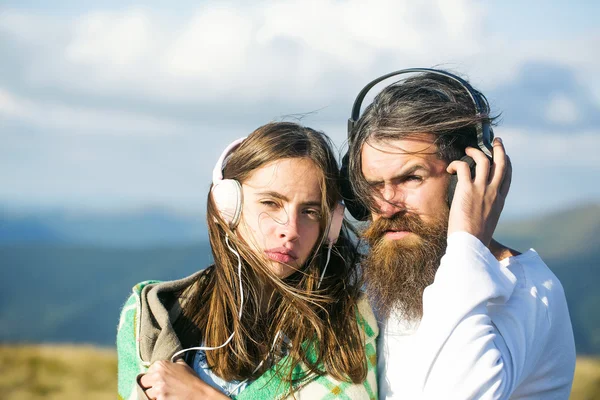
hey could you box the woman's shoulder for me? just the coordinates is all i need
[132,279,162,295]
[118,269,212,330]
[117,268,212,364]
[128,268,212,298]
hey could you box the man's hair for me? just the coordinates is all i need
[348,71,497,213]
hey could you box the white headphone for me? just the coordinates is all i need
[211,136,345,245]
[211,137,246,228]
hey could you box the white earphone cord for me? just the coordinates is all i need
[170,235,283,395]
[318,242,334,289]
[172,235,333,364]
[170,235,244,362]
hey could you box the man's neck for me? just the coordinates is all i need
[488,238,521,261]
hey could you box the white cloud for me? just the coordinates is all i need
[1,1,597,108]
[499,127,600,168]
[0,88,27,118]
[0,87,184,136]
[0,1,491,103]
[166,7,254,80]
[466,34,600,97]
[1,1,599,213]
[66,9,153,68]
[544,94,580,125]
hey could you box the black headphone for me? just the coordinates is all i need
[340,67,495,221]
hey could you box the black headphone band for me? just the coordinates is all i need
[347,68,491,156]
[340,67,495,221]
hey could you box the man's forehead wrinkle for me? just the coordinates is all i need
[365,137,438,156]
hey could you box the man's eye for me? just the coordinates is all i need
[406,175,423,182]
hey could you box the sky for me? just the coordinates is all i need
[1,0,599,219]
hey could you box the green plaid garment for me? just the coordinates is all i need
[117,281,378,400]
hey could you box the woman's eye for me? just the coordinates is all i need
[260,200,278,208]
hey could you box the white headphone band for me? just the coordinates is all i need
[212,137,247,184]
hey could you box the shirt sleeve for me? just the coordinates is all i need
[413,232,527,400]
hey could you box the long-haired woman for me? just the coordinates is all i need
[117,122,378,399]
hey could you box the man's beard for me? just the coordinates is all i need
[362,209,449,321]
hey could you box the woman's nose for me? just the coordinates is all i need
[278,214,300,241]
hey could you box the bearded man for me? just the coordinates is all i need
[344,70,576,399]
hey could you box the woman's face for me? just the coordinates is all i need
[237,157,324,279]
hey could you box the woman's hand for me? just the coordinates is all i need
[139,359,230,400]
[446,137,512,246]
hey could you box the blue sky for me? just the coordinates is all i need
[1,0,599,219]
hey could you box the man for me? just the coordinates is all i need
[345,70,576,399]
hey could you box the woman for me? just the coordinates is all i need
[117,122,378,399]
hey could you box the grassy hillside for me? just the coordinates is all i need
[0,345,116,400]
[1,345,598,399]
[572,357,600,400]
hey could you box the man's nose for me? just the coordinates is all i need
[374,185,405,219]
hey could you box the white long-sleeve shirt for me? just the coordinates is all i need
[377,232,576,399]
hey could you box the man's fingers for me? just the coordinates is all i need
[447,160,472,183]
[489,137,507,188]
[500,155,512,198]
[464,147,490,185]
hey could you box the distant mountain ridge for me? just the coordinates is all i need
[495,202,600,259]
[1,202,598,354]
[0,207,207,247]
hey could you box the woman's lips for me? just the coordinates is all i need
[265,247,298,263]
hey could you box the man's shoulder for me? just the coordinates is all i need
[503,249,556,281]
[501,249,569,313]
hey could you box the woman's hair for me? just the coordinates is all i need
[175,122,366,388]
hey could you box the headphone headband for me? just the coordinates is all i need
[212,137,247,183]
[340,67,495,221]
[347,67,492,158]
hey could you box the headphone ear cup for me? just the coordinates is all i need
[340,153,371,221]
[326,203,345,244]
[211,179,243,228]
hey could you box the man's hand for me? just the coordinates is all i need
[140,359,230,400]
[446,137,511,246]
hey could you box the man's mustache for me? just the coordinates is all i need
[363,212,430,242]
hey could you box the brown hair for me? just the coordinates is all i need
[176,122,366,388]
[348,71,498,214]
